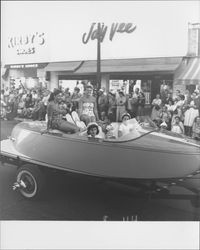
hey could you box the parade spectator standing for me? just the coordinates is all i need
[158,105,171,130]
[3,87,10,105]
[76,81,84,95]
[79,84,99,125]
[137,91,146,118]
[151,94,162,123]
[42,90,50,118]
[164,92,173,105]
[184,89,192,106]
[97,89,108,121]
[116,90,127,122]
[131,88,139,117]
[71,87,82,112]
[64,91,72,113]
[107,92,116,122]
[192,116,200,140]
[184,92,200,137]
[32,97,46,121]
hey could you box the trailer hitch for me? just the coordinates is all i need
[12,180,27,190]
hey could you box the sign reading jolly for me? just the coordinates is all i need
[82,22,137,44]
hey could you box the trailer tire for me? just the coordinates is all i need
[16,164,45,199]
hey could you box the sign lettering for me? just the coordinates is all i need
[82,22,136,44]
[8,32,45,56]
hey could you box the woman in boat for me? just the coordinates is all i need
[78,84,99,125]
[118,113,140,138]
[47,89,79,133]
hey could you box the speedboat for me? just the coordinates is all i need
[1,117,200,201]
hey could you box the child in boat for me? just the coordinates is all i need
[87,122,104,139]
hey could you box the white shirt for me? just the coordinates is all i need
[118,123,135,137]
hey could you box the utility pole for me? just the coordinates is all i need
[97,22,101,90]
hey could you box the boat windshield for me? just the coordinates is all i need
[103,116,158,142]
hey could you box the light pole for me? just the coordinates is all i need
[96,22,101,90]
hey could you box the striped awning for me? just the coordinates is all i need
[174,57,200,85]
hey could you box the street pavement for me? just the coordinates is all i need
[0,119,199,220]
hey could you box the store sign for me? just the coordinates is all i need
[7,32,45,56]
[6,63,48,69]
[82,22,136,44]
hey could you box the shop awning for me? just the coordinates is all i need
[174,57,200,85]
[75,57,182,74]
[44,61,83,72]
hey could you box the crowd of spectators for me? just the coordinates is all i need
[1,81,200,140]
[150,84,200,140]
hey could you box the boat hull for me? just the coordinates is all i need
[1,121,200,180]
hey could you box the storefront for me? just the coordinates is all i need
[2,2,199,100]
[41,57,181,103]
[4,63,48,90]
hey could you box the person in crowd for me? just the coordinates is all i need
[184,92,199,137]
[131,88,139,117]
[127,93,133,117]
[78,84,99,125]
[32,96,46,121]
[162,92,173,105]
[137,91,145,118]
[42,90,50,119]
[31,90,38,104]
[76,81,84,95]
[165,99,175,114]
[116,90,127,122]
[97,88,108,121]
[175,94,185,109]
[171,116,185,135]
[71,87,82,112]
[192,116,200,140]
[0,98,7,120]
[7,89,15,114]
[107,91,116,123]
[159,105,171,130]
[184,89,192,106]
[23,91,34,118]
[151,94,162,123]
[1,89,5,102]
[173,89,181,101]
[64,91,72,113]
[47,90,79,133]
[3,87,10,105]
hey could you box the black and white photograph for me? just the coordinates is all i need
[1,1,200,249]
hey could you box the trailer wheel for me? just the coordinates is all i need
[16,164,45,199]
